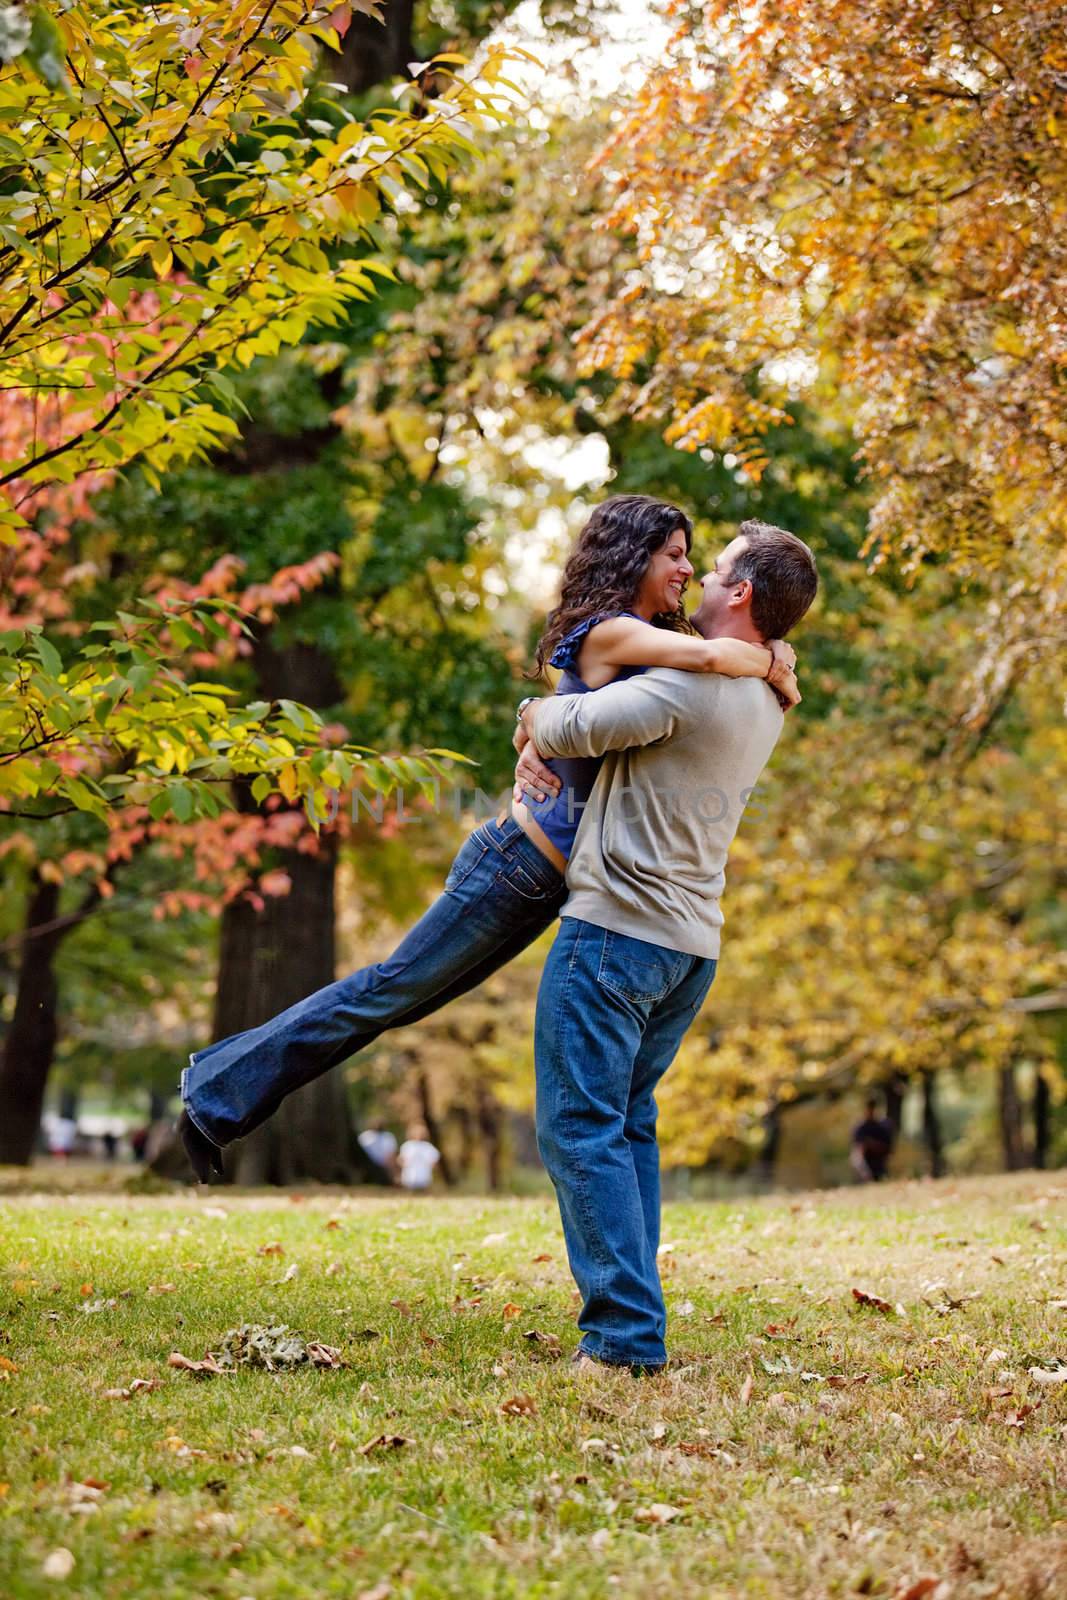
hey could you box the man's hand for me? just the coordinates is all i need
[513,740,562,805]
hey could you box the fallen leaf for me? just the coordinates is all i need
[257,1243,284,1257]
[358,1434,412,1455]
[891,1580,948,1600]
[481,1232,509,1246]
[502,1303,523,1321]
[826,1373,869,1388]
[306,1343,345,1369]
[357,1584,392,1600]
[325,1262,342,1277]
[1028,1363,1067,1385]
[419,1332,442,1349]
[168,1350,227,1376]
[634,1503,683,1524]
[739,1374,754,1405]
[0,1356,18,1373]
[202,1206,228,1219]
[531,1253,553,1263]
[522,1329,561,1352]
[102,1377,162,1400]
[500,1394,536,1417]
[676,1300,695,1317]
[985,1347,1010,1365]
[147,1283,177,1295]
[851,1287,895,1314]
[324,1219,342,1231]
[42,1548,75,1580]
[279,1264,299,1283]
[389,1299,412,1316]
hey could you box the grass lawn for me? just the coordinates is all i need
[1,1171,1064,1599]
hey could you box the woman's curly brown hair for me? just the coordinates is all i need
[529,495,696,680]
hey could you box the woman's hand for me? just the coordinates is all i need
[767,638,797,677]
[766,638,800,709]
[513,743,562,806]
[770,670,801,710]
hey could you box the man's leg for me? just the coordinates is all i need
[625,958,717,1259]
[534,919,698,1371]
[183,819,564,1146]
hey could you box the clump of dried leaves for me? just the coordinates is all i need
[170,1322,344,1376]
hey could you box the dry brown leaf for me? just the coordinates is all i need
[634,1503,683,1524]
[325,1261,342,1277]
[891,1580,946,1600]
[851,1287,895,1314]
[306,1343,344,1369]
[257,1242,284,1257]
[739,1374,754,1405]
[522,1329,561,1351]
[826,1373,869,1388]
[358,1434,412,1455]
[168,1350,227,1377]
[500,1394,537,1417]
[531,1253,553,1263]
[146,1283,177,1295]
[324,1218,343,1231]
[502,1303,523,1321]
[357,1584,392,1600]
[390,1299,412,1317]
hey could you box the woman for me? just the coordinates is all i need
[179,495,797,1180]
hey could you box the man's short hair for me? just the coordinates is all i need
[728,519,818,639]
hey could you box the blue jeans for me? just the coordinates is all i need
[534,917,716,1370]
[181,817,566,1147]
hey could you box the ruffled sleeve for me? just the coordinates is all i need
[549,612,616,673]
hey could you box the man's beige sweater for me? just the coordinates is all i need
[531,669,784,959]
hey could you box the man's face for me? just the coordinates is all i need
[690,535,749,632]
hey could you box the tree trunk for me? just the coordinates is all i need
[921,1071,945,1178]
[998,1065,1027,1171]
[415,1067,453,1186]
[216,826,359,1184]
[210,632,362,1185]
[1032,1068,1051,1170]
[332,0,416,94]
[758,1102,781,1188]
[476,1081,502,1192]
[883,1074,907,1137]
[0,873,61,1165]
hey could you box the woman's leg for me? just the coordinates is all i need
[181,819,565,1147]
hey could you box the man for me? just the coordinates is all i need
[850,1095,895,1182]
[516,520,818,1374]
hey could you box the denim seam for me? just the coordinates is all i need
[557,922,625,1364]
[179,1064,216,1146]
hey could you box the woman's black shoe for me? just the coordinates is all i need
[178,1110,225,1182]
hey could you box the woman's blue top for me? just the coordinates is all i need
[523,611,649,858]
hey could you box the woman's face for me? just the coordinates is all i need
[634,527,694,617]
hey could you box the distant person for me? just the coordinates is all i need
[50,1115,77,1161]
[397,1122,440,1193]
[850,1096,895,1182]
[358,1120,398,1180]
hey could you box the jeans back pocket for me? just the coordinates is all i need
[596,929,686,1005]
